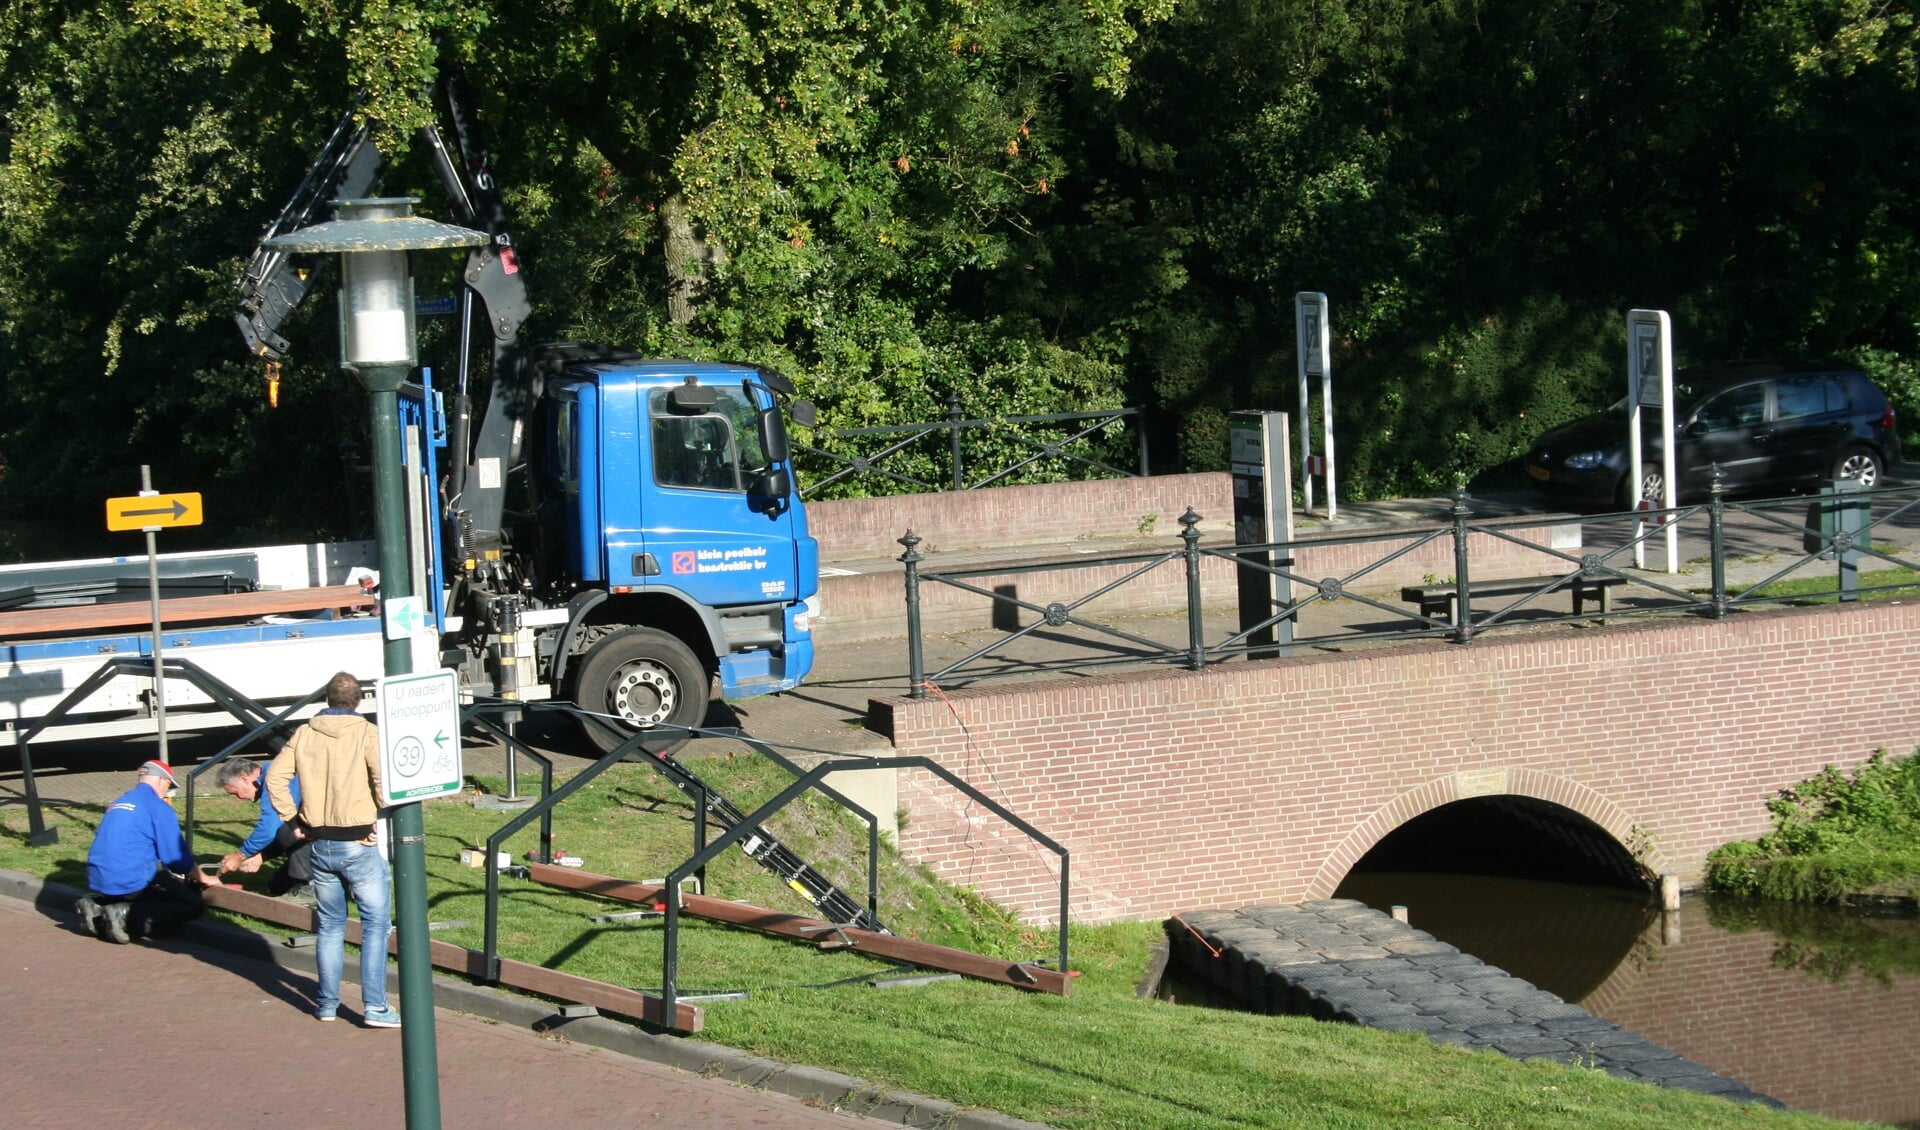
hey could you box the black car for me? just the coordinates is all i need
[1525,361,1902,509]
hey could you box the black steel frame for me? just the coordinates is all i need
[14,655,297,846]
[461,700,1068,1025]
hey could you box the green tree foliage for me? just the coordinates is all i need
[3,0,1918,554]
[0,0,1169,554]
[0,0,361,552]
[1025,0,1920,496]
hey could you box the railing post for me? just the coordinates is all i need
[1181,508,1205,670]
[1450,487,1474,644]
[1135,409,1150,478]
[693,780,709,892]
[1707,464,1728,618]
[900,530,927,698]
[948,392,964,491]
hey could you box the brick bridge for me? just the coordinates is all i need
[867,599,1920,924]
[809,475,1920,926]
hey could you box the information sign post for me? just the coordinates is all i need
[1295,292,1336,519]
[106,471,206,766]
[377,669,463,805]
[1230,411,1296,658]
[1627,309,1677,573]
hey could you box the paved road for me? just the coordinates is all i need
[0,892,894,1129]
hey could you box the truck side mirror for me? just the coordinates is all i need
[759,407,790,464]
[788,399,818,429]
[751,467,793,500]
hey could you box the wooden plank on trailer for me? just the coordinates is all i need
[202,883,702,1031]
[0,584,376,640]
[527,864,1072,997]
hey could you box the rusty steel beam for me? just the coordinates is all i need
[203,884,703,1031]
[0,584,376,640]
[526,864,1071,996]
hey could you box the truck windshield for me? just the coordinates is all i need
[650,385,766,491]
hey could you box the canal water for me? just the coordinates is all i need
[1332,873,1920,1127]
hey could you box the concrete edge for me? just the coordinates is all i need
[0,869,1050,1130]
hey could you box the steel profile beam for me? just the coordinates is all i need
[0,584,376,639]
[526,864,1072,996]
[203,884,704,1031]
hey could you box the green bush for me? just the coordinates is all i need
[1706,748,1920,903]
[1704,840,1767,898]
[1333,295,1619,500]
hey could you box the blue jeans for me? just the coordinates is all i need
[308,838,392,1014]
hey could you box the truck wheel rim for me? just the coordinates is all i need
[609,661,675,725]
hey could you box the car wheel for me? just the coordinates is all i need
[1831,445,1882,488]
[1616,467,1665,511]
[574,627,709,757]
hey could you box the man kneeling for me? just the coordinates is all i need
[77,760,220,943]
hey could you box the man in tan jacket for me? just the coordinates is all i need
[267,671,399,1027]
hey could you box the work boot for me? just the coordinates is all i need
[74,897,102,938]
[98,900,132,944]
[279,884,319,910]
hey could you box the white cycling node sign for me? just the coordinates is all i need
[376,669,463,805]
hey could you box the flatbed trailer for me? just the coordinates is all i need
[0,542,379,745]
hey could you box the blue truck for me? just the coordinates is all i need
[240,72,821,753]
[450,347,821,751]
[0,72,819,753]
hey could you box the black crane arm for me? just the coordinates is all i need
[234,72,534,568]
[234,108,385,362]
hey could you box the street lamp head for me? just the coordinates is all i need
[262,197,486,369]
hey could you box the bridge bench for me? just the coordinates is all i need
[1399,573,1627,624]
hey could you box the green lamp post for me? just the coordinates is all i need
[265,198,486,1130]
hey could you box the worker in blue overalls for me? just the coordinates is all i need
[213,757,313,902]
[76,760,219,943]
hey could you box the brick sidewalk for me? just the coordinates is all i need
[0,893,891,1129]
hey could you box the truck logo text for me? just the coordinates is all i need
[673,546,769,574]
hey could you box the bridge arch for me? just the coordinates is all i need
[1304,767,1670,901]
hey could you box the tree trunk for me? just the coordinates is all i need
[662,194,729,325]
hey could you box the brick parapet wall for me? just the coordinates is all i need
[876,600,1920,926]
[805,473,1234,561]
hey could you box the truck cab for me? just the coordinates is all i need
[527,358,818,751]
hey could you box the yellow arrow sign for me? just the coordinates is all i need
[106,492,204,532]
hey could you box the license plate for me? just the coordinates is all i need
[1527,464,1550,482]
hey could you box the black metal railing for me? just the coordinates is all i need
[898,470,1920,696]
[798,392,1147,498]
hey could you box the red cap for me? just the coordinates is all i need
[138,760,178,788]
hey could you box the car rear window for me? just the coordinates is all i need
[1775,376,1841,420]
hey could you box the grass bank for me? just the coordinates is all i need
[1708,747,1920,905]
[3,754,1867,1130]
[1721,564,1920,604]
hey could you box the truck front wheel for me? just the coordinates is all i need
[574,628,708,756]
